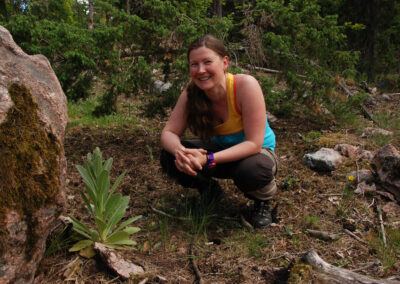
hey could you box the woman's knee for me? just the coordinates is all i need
[234,153,277,191]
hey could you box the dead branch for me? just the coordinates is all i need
[189,238,204,284]
[240,214,254,230]
[376,204,387,247]
[306,229,341,241]
[352,260,382,272]
[356,160,360,185]
[149,204,192,221]
[245,64,281,74]
[302,249,398,284]
[338,82,380,126]
[343,229,367,245]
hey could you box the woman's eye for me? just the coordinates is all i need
[205,60,212,64]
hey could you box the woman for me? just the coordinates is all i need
[160,35,278,228]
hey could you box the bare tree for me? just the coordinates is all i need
[88,0,94,30]
[126,0,130,14]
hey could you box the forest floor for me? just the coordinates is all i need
[36,84,400,283]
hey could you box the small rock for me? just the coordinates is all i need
[364,127,393,137]
[382,202,400,218]
[302,148,345,172]
[334,144,358,158]
[347,169,375,184]
[354,181,376,195]
[153,80,172,94]
[267,112,278,123]
[382,94,392,101]
[357,150,374,162]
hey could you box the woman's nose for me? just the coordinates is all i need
[198,63,205,73]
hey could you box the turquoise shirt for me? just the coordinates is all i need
[212,117,276,151]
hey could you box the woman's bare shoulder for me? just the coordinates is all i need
[234,73,259,87]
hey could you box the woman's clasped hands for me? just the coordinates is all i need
[174,147,207,176]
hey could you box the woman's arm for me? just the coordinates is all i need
[161,90,206,175]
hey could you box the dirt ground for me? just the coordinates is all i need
[35,89,400,283]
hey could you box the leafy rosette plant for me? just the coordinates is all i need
[70,147,141,252]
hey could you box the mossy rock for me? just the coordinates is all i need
[0,83,61,258]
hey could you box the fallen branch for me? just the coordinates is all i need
[302,249,398,284]
[149,204,202,221]
[245,64,281,74]
[343,229,367,245]
[376,204,387,247]
[189,238,204,284]
[240,214,254,230]
[352,260,382,272]
[306,229,341,241]
[338,82,380,126]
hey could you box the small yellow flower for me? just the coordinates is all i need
[348,175,355,181]
[367,162,370,166]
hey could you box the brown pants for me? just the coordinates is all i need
[160,139,278,201]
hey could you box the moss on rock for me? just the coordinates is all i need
[0,83,60,259]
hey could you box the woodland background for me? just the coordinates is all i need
[1,0,400,120]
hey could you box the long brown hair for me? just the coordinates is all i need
[186,35,228,141]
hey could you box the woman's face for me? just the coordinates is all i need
[188,46,228,92]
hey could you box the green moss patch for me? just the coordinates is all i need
[0,84,61,259]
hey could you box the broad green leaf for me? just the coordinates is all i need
[105,231,129,243]
[104,193,122,220]
[71,227,92,240]
[123,226,140,235]
[114,216,142,234]
[97,169,110,207]
[90,229,100,242]
[93,148,103,178]
[106,196,129,232]
[95,217,107,240]
[79,246,96,258]
[109,171,126,196]
[108,239,137,246]
[70,217,92,235]
[76,165,97,196]
[104,158,113,172]
[79,191,94,216]
[69,239,93,252]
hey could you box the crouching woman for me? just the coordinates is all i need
[160,34,278,228]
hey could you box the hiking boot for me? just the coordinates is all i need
[251,200,272,228]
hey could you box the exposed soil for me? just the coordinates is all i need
[35,89,400,283]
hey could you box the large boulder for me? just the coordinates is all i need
[0,25,68,283]
[371,144,400,202]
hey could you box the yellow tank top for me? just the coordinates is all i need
[213,73,243,135]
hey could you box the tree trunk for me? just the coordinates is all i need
[0,0,7,21]
[88,0,94,30]
[367,0,377,82]
[213,0,222,19]
[126,0,130,14]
